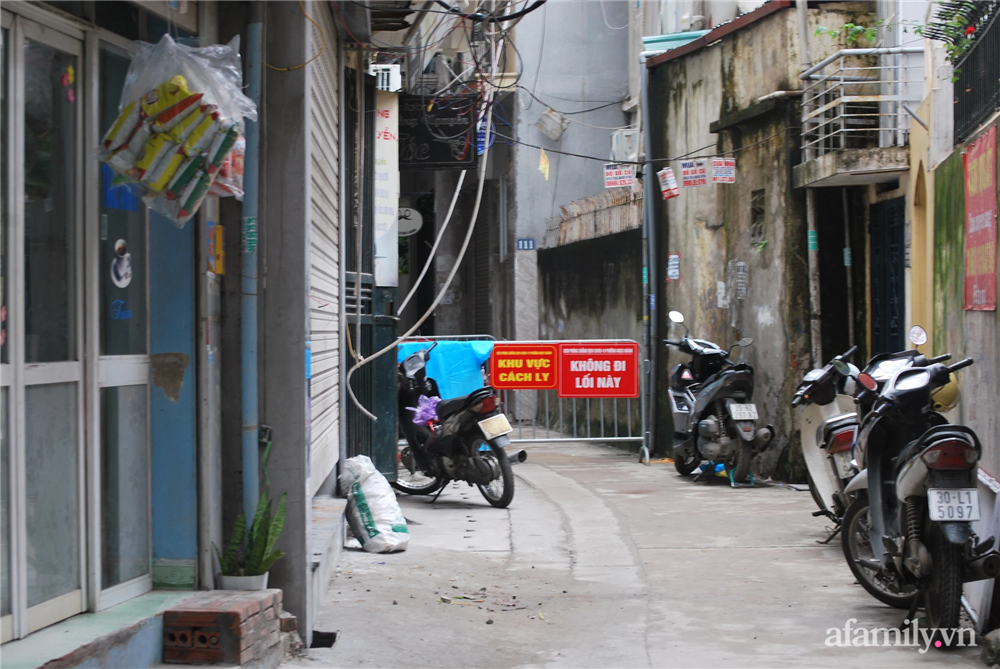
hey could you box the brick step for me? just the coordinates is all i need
[163,589,295,666]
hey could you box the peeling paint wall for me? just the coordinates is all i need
[648,5,865,478]
[931,120,1000,627]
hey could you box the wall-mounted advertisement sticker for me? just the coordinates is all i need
[657,167,680,200]
[680,159,707,187]
[667,254,680,281]
[711,157,736,183]
[111,239,133,288]
[716,280,729,309]
[604,162,635,188]
[735,261,748,299]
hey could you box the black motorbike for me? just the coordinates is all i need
[665,311,774,483]
[392,342,525,508]
[839,353,1000,641]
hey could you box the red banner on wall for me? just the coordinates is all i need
[557,342,639,398]
[964,126,997,311]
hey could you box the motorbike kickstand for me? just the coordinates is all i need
[816,524,842,545]
[430,480,450,504]
[899,591,923,629]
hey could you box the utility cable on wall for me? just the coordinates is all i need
[345,28,503,421]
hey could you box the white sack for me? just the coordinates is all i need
[340,455,409,553]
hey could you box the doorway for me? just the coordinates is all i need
[870,197,907,354]
[2,8,152,642]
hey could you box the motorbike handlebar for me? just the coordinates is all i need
[947,357,974,374]
[664,339,681,347]
[837,345,858,361]
[791,395,804,407]
[927,354,951,364]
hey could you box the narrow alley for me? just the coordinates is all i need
[295,442,980,668]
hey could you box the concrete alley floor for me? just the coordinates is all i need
[288,441,982,668]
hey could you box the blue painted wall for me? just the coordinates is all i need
[149,212,198,585]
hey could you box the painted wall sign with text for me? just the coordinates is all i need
[489,343,558,389]
[963,126,997,311]
[657,167,680,199]
[667,254,680,281]
[557,342,639,398]
[680,159,707,187]
[604,163,635,188]
[711,157,736,183]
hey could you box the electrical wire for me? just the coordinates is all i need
[495,126,797,165]
[397,170,468,315]
[518,87,627,114]
[345,28,503,421]
[599,0,630,30]
[266,0,326,70]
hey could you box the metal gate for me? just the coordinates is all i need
[398,336,644,447]
[500,389,642,446]
[870,197,906,355]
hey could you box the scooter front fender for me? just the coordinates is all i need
[844,468,868,496]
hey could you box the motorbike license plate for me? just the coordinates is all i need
[928,488,981,522]
[729,403,758,420]
[833,451,855,479]
[478,414,513,440]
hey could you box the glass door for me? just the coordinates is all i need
[89,40,151,611]
[2,12,14,645]
[7,13,87,637]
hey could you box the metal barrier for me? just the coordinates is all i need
[398,336,645,448]
[499,389,643,445]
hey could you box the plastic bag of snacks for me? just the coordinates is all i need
[99,35,256,227]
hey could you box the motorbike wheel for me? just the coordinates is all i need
[729,441,753,483]
[841,497,918,609]
[390,444,446,495]
[475,439,515,509]
[924,527,964,645]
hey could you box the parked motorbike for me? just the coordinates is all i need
[839,337,1000,641]
[665,311,774,483]
[791,346,860,524]
[392,342,525,508]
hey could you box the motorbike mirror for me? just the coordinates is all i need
[668,311,685,324]
[858,372,877,392]
[908,325,928,347]
[832,359,851,376]
[737,337,753,347]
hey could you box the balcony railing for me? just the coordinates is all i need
[799,47,924,160]
[954,10,1000,143]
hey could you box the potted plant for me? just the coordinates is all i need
[215,491,288,590]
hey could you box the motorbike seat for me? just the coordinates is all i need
[436,387,493,420]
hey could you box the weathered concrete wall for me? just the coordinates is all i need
[931,122,1000,627]
[539,229,643,343]
[538,229,643,436]
[648,5,868,477]
[506,0,631,340]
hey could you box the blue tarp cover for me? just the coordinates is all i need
[396,340,495,399]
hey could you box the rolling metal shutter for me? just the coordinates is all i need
[307,3,341,496]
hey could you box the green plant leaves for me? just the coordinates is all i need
[216,513,247,576]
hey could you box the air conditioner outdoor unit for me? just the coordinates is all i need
[370,63,402,92]
[611,129,639,163]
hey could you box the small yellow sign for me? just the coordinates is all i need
[539,148,550,181]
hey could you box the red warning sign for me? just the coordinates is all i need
[489,343,558,390]
[557,342,639,398]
